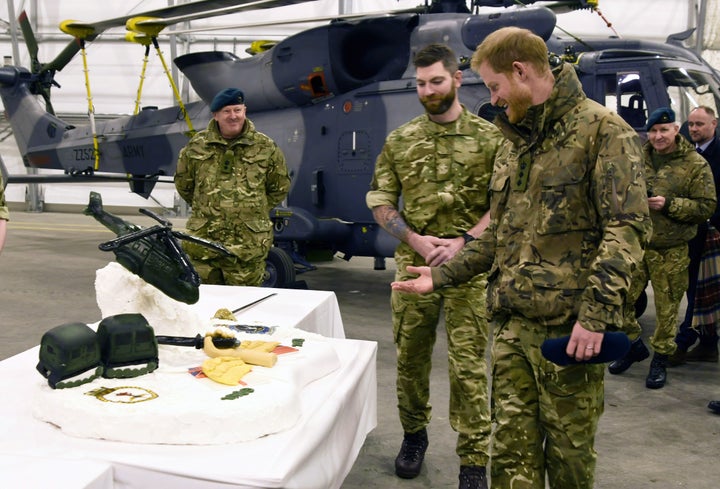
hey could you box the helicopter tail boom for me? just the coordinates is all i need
[0,67,68,164]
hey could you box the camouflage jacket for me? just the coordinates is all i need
[0,174,8,221]
[366,107,503,262]
[432,63,652,332]
[643,134,716,249]
[175,119,290,257]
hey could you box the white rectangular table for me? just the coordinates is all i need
[0,455,113,489]
[195,284,346,339]
[0,286,376,489]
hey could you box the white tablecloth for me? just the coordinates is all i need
[196,284,346,339]
[0,286,376,489]
[0,454,114,489]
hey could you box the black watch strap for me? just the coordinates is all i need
[462,232,475,244]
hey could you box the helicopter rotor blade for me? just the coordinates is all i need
[29,1,315,76]
[126,0,313,28]
[41,39,84,74]
[17,11,59,113]
[11,0,315,116]
[164,6,425,36]
[54,0,313,42]
[17,11,40,72]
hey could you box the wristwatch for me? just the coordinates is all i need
[462,232,475,244]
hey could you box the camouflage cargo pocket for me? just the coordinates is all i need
[544,363,604,448]
[538,165,593,235]
[182,217,224,260]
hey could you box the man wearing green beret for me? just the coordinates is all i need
[175,88,291,285]
[609,107,716,389]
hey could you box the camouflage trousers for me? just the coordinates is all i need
[191,254,266,286]
[391,273,490,466]
[491,315,604,489]
[623,245,689,355]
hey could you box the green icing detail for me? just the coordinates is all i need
[55,366,103,389]
[221,387,255,400]
[103,361,158,379]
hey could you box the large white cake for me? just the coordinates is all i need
[32,263,341,445]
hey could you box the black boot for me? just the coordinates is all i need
[458,465,488,489]
[708,400,720,414]
[646,353,668,389]
[395,428,428,479]
[667,347,687,367]
[608,338,650,374]
[685,341,719,362]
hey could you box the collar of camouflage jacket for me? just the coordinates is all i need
[494,63,586,150]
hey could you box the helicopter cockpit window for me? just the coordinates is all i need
[661,68,720,124]
[608,73,647,130]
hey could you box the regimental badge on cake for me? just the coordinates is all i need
[86,386,158,404]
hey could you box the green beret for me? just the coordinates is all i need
[210,88,245,112]
[645,107,675,131]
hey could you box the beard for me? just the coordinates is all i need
[420,84,456,116]
[505,90,533,124]
[502,78,534,124]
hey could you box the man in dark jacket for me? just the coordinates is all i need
[669,105,720,365]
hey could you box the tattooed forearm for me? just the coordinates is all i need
[372,205,412,242]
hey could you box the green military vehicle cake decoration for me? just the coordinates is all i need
[36,322,103,389]
[37,313,159,389]
[96,313,159,378]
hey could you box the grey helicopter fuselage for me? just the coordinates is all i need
[174,8,557,261]
[2,5,720,268]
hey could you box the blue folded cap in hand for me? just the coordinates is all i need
[541,332,631,366]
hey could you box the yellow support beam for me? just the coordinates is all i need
[59,20,100,171]
[126,16,195,135]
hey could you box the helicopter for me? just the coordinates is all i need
[84,190,233,304]
[1,0,719,293]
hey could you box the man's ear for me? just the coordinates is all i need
[453,69,463,87]
[512,61,526,80]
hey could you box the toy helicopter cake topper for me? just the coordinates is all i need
[84,191,231,304]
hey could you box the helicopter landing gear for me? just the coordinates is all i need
[262,247,296,288]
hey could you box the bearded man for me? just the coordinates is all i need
[390,28,651,488]
[366,43,503,489]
